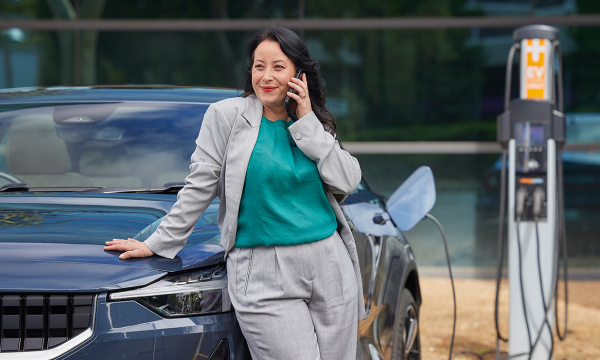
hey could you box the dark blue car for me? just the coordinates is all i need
[0,87,433,360]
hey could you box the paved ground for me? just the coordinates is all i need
[419,277,600,359]
[358,157,600,358]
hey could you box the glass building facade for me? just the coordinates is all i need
[1,0,599,268]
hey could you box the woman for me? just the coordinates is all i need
[104,26,365,359]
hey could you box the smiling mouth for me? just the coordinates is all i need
[261,87,277,92]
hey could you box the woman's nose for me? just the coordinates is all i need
[263,68,274,80]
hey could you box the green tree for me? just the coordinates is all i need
[566,0,600,111]
[46,0,106,85]
[305,0,484,138]
[4,0,485,141]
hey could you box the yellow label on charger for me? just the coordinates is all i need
[521,39,552,100]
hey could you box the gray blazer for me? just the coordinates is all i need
[145,94,366,320]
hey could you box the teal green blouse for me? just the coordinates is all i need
[235,116,337,248]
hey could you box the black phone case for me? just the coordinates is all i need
[285,70,303,121]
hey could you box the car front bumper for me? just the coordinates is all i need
[0,294,249,360]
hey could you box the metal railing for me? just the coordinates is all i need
[342,141,600,154]
[1,15,600,32]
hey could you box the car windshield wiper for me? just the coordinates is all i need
[0,183,30,192]
[82,183,185,194]
[152,183,185,193]
[141,183,185,194]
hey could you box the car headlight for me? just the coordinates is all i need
[109,264,231,317]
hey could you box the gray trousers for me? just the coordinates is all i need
[226,231,358,360]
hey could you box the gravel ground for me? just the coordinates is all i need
[419,277,600,360]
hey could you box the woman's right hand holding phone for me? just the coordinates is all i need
[287,73,312,120]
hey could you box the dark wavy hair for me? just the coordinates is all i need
[243,26,336,136]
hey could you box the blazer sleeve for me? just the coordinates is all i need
[288,111,361,195]
[144,103,233,259]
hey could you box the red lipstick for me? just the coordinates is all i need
[261,86,277,93]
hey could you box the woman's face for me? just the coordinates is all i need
[251,40,297,110]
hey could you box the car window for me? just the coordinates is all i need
[0,102,208,189]
[566,113,600,144]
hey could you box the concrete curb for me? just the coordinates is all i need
[418,266,600,280]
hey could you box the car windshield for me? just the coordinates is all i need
[0,102,207,190]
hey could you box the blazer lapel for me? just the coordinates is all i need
[241,94,263,128]
[223,95,262,243]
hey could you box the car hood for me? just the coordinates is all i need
[0,192,224,292]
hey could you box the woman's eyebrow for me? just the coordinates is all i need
[253,59,288,65]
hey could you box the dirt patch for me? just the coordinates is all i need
[419,277,600,360]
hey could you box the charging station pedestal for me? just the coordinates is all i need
[498,25,565,360]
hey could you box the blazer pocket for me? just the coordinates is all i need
[243,248,255,296]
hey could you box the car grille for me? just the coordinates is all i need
[0,294,94,353]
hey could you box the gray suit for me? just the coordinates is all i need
[144,94,366,355]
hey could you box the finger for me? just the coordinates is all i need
[119,249,139,259]
[105,238,137,246]
[105,238,124,245]
[104,241,123,250]
[103,243,128,251]
[297,76,310,99]
[119,243,154,259]
[290,74,304,84]
[290,75,308,90]
[116,242,138,258]
[286,90,302,101]
[105,238,129,246]
[288,85,309,101]
[288,81,303,94]
[104,241,134,252]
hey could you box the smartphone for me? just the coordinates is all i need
[285,69,303,121]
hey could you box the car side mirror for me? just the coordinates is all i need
[387,166,436,232]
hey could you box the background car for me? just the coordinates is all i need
[0,86,430,360]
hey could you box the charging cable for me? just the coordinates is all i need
[433,204,529,360]
[515,188,527,220]
[532,188,544,219]
[555,149,569,341]
[494,150,509,350]
[514,188,533,355]
[425,213,456,360]
[531,188,555,359]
